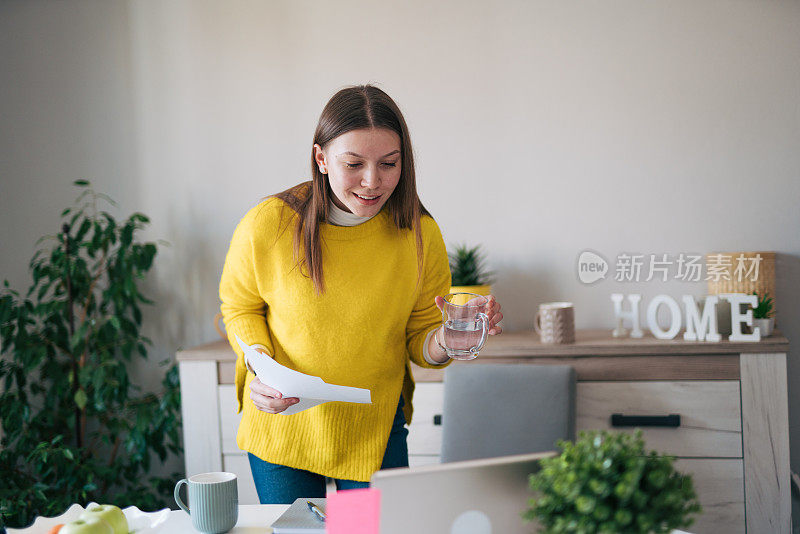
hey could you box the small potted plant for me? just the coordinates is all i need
[751,291,775,337]
[448,243,494,297]
[524,430,701,534]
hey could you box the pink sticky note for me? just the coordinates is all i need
[325,487,381,534]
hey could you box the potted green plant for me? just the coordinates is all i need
[751,291,774,337]
[524,430,701,534]
[0,181,182,529]
[448,243,494,298]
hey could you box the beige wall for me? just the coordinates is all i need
[2,0,799,513]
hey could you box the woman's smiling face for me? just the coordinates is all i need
[314,128,402,217]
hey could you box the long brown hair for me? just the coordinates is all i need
[273,84,431,295]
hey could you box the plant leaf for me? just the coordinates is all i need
[0,181,181,529]
[74,388,88,410]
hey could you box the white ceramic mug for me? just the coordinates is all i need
[534,302,575,344]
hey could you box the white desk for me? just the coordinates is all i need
[163,505,695,534]
[163,505,288,533]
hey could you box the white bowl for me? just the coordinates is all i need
[6,502,171,534]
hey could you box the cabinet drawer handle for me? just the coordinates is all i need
[610,413,681,428]
[433,414,442,426]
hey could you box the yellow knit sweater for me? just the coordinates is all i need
[219,194,452,481]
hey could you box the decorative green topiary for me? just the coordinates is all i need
[523,430,701,534]
[751,291,774,319]
[448,243,494,287]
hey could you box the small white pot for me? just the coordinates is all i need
[752,318,774,337]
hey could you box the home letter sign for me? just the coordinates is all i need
[610,293,644,338]
[610,293,760,342]
[682,295,722,342]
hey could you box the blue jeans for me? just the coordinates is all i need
[247,397,409,504]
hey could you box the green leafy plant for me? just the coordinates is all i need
[524,430,701,534]
[448,243,494,286]
[751,291,774,319]
[0,181,182,529]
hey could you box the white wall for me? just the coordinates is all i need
[2,0,799,512]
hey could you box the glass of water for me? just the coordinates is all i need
[436,292,490,360]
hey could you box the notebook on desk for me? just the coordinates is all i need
[270,498,326,534]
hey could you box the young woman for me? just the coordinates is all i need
[219,84,503,504]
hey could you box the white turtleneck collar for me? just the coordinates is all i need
[327,198,378,227]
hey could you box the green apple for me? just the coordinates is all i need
[79,505,128,534]
[59,516,113,534]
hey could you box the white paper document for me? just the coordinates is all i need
[235,335,372,415]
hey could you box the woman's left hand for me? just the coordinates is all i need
[434,294,503,336]
[483,295,503,335]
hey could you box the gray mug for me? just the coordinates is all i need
[174,471,238,534]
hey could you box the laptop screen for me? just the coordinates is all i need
[371,451,554,534]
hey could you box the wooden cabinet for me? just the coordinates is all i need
[175,360,260,504]
[405,381,745,533]
[407,330,790,534]
[405,382,444,463]
[575,381,742,458]
[674,459,744,532]
[177,329,790,533]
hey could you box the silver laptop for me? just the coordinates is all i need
[371,451,555,534]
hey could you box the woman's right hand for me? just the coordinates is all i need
[248,348,300,414]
